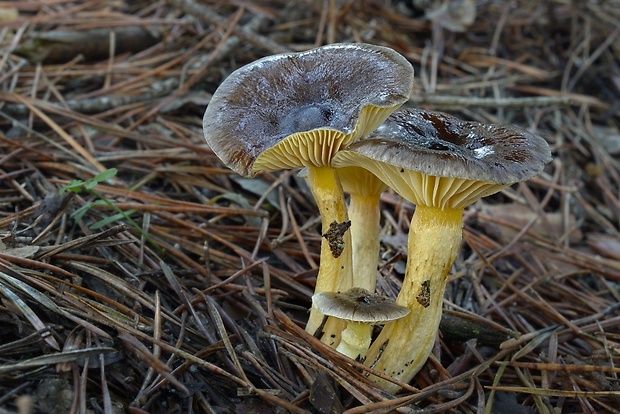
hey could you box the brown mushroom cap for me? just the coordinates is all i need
[332,108,552,209]
[203,43,414,177]
[312,287,410,324]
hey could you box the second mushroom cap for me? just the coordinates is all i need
[332,108,552,210]
[312,287,410,324]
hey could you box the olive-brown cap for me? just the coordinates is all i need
[332,109,552,209]
[203,43,414,177]
[312,287,410,324]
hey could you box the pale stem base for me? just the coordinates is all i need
[336,322,373,361]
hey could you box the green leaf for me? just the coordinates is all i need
[60,168,118,193]
[86,168,117,190]
[70,199,107,222]
[91,209,137,230]
[60,179,86,194]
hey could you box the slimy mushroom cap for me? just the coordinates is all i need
[203,43,415,177]
[332,108,552,209]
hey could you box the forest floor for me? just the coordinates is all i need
[1,1,620,413]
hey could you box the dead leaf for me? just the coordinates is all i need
[231,176,280,211]
[0,245,40,259]
[587,233,620,260]
[592,126,620,155]
[427,0,476,32]
[479,203,583,244]
[309,373,343,414]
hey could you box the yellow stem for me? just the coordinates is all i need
[348,193,381,292]
[305,166,354,340]
[344,193,382,357]
[364,205,463,393]
[337,322,373,360]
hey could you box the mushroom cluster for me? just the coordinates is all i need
[203,43,551,393]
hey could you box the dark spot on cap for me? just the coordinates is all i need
[428,141,450,151]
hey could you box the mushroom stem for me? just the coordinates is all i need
[348,192,381,292]
[337,321,373,360]
[364,205,463,392]
[305,166,354,339]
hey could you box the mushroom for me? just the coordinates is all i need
[312,287,409,361]
[331,108,552,391]
[202,43,414,339]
